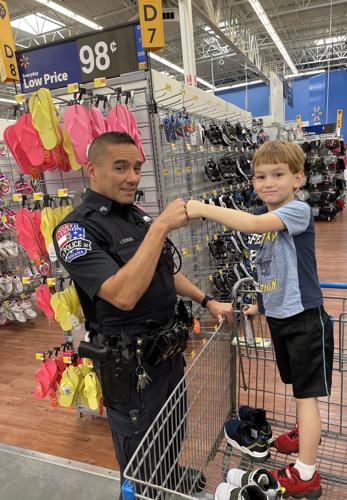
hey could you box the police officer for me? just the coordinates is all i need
[53,131,232,494]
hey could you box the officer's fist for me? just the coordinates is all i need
[157,198,188,231]
[186,200,205,220]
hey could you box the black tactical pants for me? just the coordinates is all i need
[91,334,186,499]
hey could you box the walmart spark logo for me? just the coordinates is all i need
[312,106,323,123]
[19,55,30,69]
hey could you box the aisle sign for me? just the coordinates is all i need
[0,1,19,82]
[336,109,343,130]
[17,24,148,93]
[139,0,165,51]
[296,114,302,128]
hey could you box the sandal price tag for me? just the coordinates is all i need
[21,277,31,285]
[35,353,44,360]
[210,146,215,152]
[94,77,106,88]
[47,278,56,287]
[185,143,192,151]
[175,168,182,175]
[57,188,69,198]
[12,193,22,202]
[33,192,43,201]
[67,83,79,93]
[184,166,192,173]
[63,356,72,364]
[199,145,205,152]
[170,143,177,152]
[15,94,25,103]
[162,169,169,177]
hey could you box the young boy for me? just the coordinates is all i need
[186,140,333,499]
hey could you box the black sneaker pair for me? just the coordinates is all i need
[224,406,273,462]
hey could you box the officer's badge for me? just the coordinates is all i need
[56,223,92,263]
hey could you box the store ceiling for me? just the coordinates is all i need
[0,0,346,118]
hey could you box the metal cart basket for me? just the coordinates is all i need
[123,279,347,499]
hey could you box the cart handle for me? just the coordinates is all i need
[232,277,255,302]
[320,282,347,289]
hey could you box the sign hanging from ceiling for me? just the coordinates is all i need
[138,0,165,51]
[16,23,148,93]
[0,0,19,83]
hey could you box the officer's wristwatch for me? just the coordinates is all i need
[201,294,214,308]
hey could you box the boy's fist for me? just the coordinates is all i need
[186,200,205,220]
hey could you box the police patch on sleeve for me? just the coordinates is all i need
[56,223,92,263]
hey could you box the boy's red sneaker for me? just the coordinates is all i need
[274,424,299,454]
[271,464,322,499]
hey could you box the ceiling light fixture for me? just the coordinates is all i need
[11,13,65,35]
[0,98,17,104]
[248,0,298,75]
[32,0,103,30]
[149,53,214,89]
[285,69,326,79]
[212,79,264,92]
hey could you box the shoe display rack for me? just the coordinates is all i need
[0,142,39,325]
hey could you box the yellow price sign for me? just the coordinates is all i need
[63,356,72,364]
[214,234,218,241]
[186,143,192,151]
[219,145,223,151]
[12,193,22,202]
[57,188,69,198]
[212,190,217,197]
[175,168,182,175]
[165,84,172,92]
[205,235,209,241]
[94,77,106,88]
[47,278,56,287]
[195,244,201,252]
[35,353,44,361]
[67,83,79,93]
[170,143,177,151]
[162,169,169,177]
[209,274,213,282]
[21,277,31,285]
[33,192,43,201]
[211,146,215,152]
[15,94,25,103]
[199,145,205,152]
[184,166,192,173]
[222,187,225,193]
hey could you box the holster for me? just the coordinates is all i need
[78,340,131,406]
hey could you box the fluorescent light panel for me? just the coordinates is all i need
[32,0,102,30]
[0,98,16,104]
[11,13,65,35]
[214,79,264,91]
[285,69,326,79]
[248,0,298,75]
[149,53,214,89]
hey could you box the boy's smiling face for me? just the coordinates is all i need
[253,162,304,211]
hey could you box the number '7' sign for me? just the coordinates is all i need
[138,0,165,51]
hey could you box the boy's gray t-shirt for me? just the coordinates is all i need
[255,199,323,318]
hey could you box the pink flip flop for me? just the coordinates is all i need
[34,358,58,400]
[63,105,92,166]
[90,108,107,139]
[35,284,54,319]
[3,125,31,174]
[16,114,45,167]
[107,105,129,134]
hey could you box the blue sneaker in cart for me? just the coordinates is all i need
[239,406,274,445]
[215,483,275,500]
[224,418,270,462]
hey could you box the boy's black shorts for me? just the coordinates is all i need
[266,306,334,399]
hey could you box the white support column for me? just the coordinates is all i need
[178,0,197,87]
[269,71,284,124]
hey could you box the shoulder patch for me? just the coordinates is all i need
[56,223,92,263]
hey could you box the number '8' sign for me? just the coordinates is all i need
[79,42,111,74]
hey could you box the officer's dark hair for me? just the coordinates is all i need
[88,132,136,164]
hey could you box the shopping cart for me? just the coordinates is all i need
[123,279,347,499]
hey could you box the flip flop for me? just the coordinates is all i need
[34,358,58,400]
[51,292,73,331]
[89,108,107,139]
[58,365,80,407]
[41,206,58,261]
[62,128,81,171]
[63,104,92,167]
[29,90,60,150]
[16,114,45,167]
[107,106,129,134]
[3,125,32,174]
[84,371,101,411]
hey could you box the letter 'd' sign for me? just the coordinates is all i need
[138,0,165,51]
[0,1,19,82]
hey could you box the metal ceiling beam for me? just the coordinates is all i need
[190,1,269,81]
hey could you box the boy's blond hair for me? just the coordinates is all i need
[252,140,304,174]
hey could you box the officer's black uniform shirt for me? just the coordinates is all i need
[53,189,177,336]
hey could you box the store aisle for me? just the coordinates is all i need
[0,444,120,500]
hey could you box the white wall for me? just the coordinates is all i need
[269,71,284,124]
